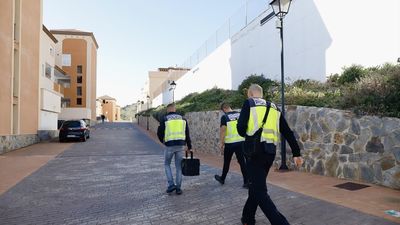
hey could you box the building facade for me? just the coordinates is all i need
[38,25,71,140]
[0,0,42,154]
[51,29,99,124]
[97,95,121,122]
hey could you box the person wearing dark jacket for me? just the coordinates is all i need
[157,103,192,195]
[214,103,248,188]
[237,84,304,225]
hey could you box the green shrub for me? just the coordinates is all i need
[237,74,278,100]
[337,65,366,84]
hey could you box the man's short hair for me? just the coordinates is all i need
[248,84,263,96]
[220,102,230,111]
[167,103,175,108]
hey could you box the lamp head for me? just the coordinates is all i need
[270,0,292,19]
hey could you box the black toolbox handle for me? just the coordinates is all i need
[185,151,193,159]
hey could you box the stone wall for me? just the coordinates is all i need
[0,134,39,154]
[138,106,400,189]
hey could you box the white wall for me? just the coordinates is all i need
[39,29,60,131]
[59,108,91,120]
[39,111,58,130]
[231,0,400,88]
[41,88,61,113]
[173,40,233,102]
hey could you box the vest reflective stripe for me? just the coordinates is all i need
[164,119,186,142]
[225,120,245,144]
[247,106,267,136]
[246,98,280,145]
[261,108,280,144]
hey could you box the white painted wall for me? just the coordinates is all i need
[231,0,400,88]
[39,29,60,131]
[41,88,61,113]
[172,40,233,102]
[59,108,91,120]
[39,111,58,130]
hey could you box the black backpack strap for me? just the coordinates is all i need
[260,103,271,130]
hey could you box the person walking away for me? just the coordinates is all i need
[214,103,248,188]
[157,103,192,195]
[237,84,304,225]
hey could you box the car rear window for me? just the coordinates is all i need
[62,121,81,128]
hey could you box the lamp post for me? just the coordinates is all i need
[137,100,141,125]
[170,81,176,102]
[146,95,150,130]
[270,0,292,171]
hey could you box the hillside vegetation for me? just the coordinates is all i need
[138,63,400,120]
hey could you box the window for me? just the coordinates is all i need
[45,63,52,79]
[77,87,82,96]
[62,98,70,108]
[77,65,82,74]
[77,76,82,83]
[77,98,82,105]
[49,46,54,56]
[62,54,71,66]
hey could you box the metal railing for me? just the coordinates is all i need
[181,0,270,69]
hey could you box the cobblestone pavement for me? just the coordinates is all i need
[0,122,398,225]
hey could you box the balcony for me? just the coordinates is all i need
[53,83,65,95]
[54,65,71,89]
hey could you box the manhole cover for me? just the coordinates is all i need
[334,182,370,191]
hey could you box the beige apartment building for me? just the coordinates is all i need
[51,29,99,124]
[0,0,42,154]
[138,67,189,111]
[97,95,121,122]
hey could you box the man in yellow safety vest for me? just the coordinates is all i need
[237,84,304,225]
[214,103,248,188]
[157,103,192,195]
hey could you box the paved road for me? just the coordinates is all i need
[0,122,398,225]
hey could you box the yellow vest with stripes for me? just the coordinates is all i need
[224,112,245,144]
[164,114,186,142]
[246,98,281,145]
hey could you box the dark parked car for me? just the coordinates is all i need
[59,120,90,142]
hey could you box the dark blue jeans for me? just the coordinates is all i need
[241,151,290,225]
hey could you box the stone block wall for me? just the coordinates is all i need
[0,134,39,154]
[138,106,400,189]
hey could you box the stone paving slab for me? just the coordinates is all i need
[0,123,398,225]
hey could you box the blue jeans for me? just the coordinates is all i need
[164,145,184,188]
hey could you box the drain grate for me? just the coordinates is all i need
[334,182,370,191]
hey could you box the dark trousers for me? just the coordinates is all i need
[241,151,290,225]
[221,143,248,184]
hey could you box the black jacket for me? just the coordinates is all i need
[237,98,301,157]
[157,112,192,149]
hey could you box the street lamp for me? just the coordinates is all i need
[270,0,292,171]
[170,81,177,102]
[137,100,141,125]
[146,95,150,130]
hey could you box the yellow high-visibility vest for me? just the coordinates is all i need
[164,114,186,142]
[224,112,245,144]
[246,98,281,145]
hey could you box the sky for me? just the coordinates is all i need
[43,0,246,107]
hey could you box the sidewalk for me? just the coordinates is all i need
[136,123,400,223]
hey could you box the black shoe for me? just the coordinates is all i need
[241,218,255,225]
[166,185,176,193]
[176,188,182,195]
[242,183,249,189]
[214,175,225,185]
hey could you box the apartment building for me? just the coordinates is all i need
[0,0,42,154]
[97,95,121,122]
[38,25,71,140]
[139,67,189,110]
[51,29,99,125]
